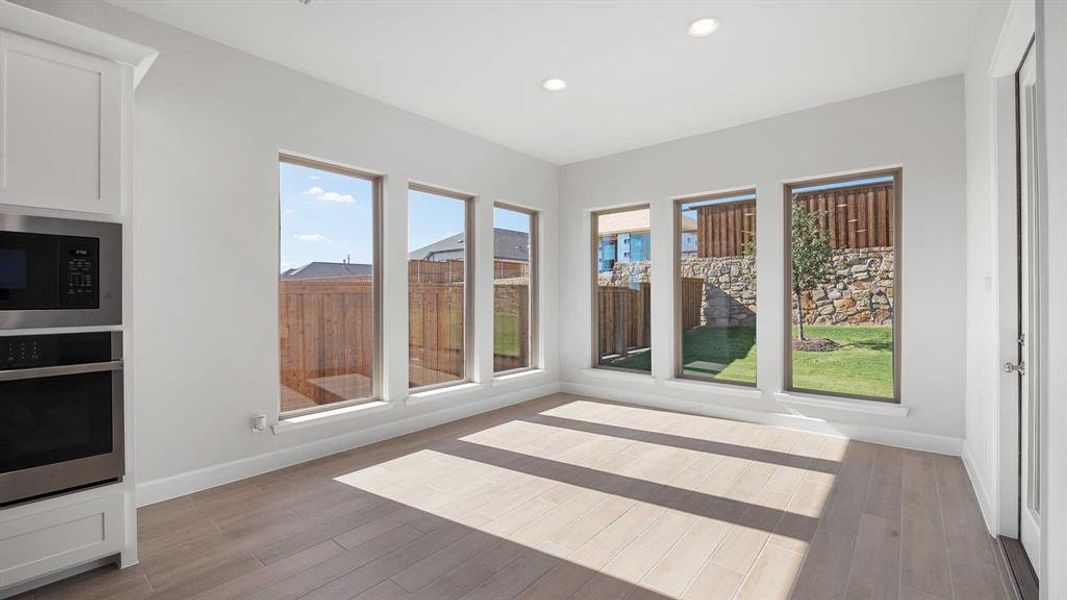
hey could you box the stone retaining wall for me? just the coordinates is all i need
[597,247,894,327]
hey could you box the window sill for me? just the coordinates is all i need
[492,368,547,386]
[273,400,391,435]
[579,367,656,385]
[773,391,909,417]
[407,382,484,406]
[664,377,763,399]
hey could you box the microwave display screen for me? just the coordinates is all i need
[0,248,28,290]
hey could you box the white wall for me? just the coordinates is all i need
[559,77,968,452]
[17,0,560,504]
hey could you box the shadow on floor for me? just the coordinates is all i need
[17,394,1007,600]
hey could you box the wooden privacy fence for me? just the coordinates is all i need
[793,181,895,249]
[696,200,757,258]
[680,277,704,331]
[408,283,465,387]
[494,261,529,280]
[598,283,651,358]
[693,181,896,257]
[408,259,529,282]
[493,284,530,372]
[280,274,532,403]
[409,259,465,283]
[596,280,701,358]
[280,277,374,405]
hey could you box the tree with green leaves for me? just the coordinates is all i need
[790,200,836,341]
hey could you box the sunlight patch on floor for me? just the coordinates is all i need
[330,400,840,598]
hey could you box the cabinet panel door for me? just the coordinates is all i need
[0,32,121,215]
[0,490,125,587]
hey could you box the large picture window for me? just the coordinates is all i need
[408,185,472,389]
[278,155,380,415]
[785,170,900,401]
[675,190,757,385]
[493,204,537,374]
[593,206,652,373]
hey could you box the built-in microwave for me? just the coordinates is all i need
[0,214,121,329]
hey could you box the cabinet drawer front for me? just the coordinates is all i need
[0,31,122,215]
[0,492,124,587]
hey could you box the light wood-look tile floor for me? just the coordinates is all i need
[15,394,1012,600]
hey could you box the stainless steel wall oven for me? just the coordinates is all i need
[0,331,124,506]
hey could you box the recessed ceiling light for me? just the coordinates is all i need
[542,78,567,92]
[687,18,720,37]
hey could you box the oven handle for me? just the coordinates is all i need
[0,360,124,382]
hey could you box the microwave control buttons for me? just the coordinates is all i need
[58,238,100,308]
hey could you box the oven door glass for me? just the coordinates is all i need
[0,371,114,474]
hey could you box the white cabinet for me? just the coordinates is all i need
[0,31,123,215]
[0,3,154,596]
[0,489,126,589]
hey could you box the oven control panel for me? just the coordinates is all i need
[1,337,42,369]
[0,332,114,370]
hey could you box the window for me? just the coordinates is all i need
[278,155,380,415]
[493,204,537,374]
[593,206,652,373]
[785,170,900,401]
[408,185,472,389]
[675,190,757,385]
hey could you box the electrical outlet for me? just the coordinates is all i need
[251,414,267,432]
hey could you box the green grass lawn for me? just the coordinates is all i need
[494,313,522,357]
[602,324,893,399]
[790,325,893,399]
[679,326,757,384]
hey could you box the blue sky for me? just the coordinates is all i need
[280,162,531,272]
[407,190,466,253]
[792,175,893,194]
[279,161,374,272]
[494,206,531,235]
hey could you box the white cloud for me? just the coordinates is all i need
[308,175,320,180]
[295,233,329,243]
[303,185,354,204]
[284,208,295,215]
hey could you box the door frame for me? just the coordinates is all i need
[989,2,1067,596]
[993,40,1034,548]
[987,22,1042,597]
[1014,42,1043,572]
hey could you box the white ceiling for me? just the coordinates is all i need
[109,0,993,165]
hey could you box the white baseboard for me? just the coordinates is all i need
[961,441,998,536]
[560,381,963,456]
[136,382,560,507]
[138,377,964,507]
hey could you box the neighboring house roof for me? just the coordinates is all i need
[597,208,696,235]
[409,228,529,262]
[281,261,372,279]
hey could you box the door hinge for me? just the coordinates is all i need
[1003,361,1027,375]
[1018,333,1026,345]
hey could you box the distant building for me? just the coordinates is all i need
[281,261,372,279]
[408,228,529,263]
[596,208,696,271]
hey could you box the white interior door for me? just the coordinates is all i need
[1017,46,1042,576]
